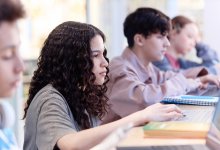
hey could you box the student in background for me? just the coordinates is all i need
[0,0,25,149]
[102,7,220,124]
[23,21,183,150]
[153,15,220,74]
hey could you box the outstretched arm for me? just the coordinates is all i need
[57,103,182,150]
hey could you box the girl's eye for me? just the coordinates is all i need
[92,53,99,58]
[92,51,100,58]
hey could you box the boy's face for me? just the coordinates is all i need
[140,33,170,62]
[0,21,24,98]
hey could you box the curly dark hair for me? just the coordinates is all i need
[124,7,171,48]
[23,21,109,129]
[0,0,25,23]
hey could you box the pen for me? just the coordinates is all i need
[182,113,186,117]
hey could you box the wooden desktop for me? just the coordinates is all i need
[117,105,214,150]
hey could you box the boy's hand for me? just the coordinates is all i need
[198,74,220,89]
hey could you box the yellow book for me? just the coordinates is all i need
[143,122,210,139]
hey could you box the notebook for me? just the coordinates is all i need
[161,95,219,106]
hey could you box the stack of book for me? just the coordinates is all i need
[143,121,210,139]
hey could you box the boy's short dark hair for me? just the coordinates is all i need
[0,0,25,23]
[123,7,171,48]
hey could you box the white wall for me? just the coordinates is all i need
[11,83,24,148]
[204,0,220,57]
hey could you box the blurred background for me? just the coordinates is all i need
[10,0,220,147]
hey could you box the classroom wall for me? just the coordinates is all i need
[204,0,220,58]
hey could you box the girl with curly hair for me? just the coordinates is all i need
[23,21,183,150]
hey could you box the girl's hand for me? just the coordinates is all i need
[134,103,183,126]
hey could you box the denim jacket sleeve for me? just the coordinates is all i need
[196,42,219,66]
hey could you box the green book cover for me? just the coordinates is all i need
[143,122,210,138]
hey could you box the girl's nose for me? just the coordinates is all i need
[101,56,108,67]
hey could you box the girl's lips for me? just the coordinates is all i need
[99,72,107,76]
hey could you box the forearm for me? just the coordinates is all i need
[109,73,197,114]
[57,112,142,150]
[143,74,200,104]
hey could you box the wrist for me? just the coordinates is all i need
[132,110,150,127]
[195,77,201,83]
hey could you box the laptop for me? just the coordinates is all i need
[177,100,220,149]
[117,100,220,150]
[177,106,215,123]
[206,99,220,149]
[175,100,220,149]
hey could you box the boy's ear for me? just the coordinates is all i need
[170,28,178,36]
[134,34,144,46]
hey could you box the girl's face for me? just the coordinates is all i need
[170,23,199,55]
[90,35,108,85]
[0,22,24,98]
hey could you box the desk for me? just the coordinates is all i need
[117,105,215,150]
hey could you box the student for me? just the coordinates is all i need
[153,15,220,74]
[0,0,25,149]
[101,7,220,124]
[23,21,183,150]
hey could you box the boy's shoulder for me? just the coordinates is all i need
[109,56,135,76]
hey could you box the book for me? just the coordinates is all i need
[143,121,210,139]
[161,95,219,106]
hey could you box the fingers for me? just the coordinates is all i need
[199,75,220,88]
[211,77,220,88]
[199,83,208,89]
[163,111,183,121]
[160,104,183,121]
[163,104,182,113]
[143,103,184,122]
[217,77,220,88]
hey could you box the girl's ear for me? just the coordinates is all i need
[134,34,144,46]
[169,29,178,39]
